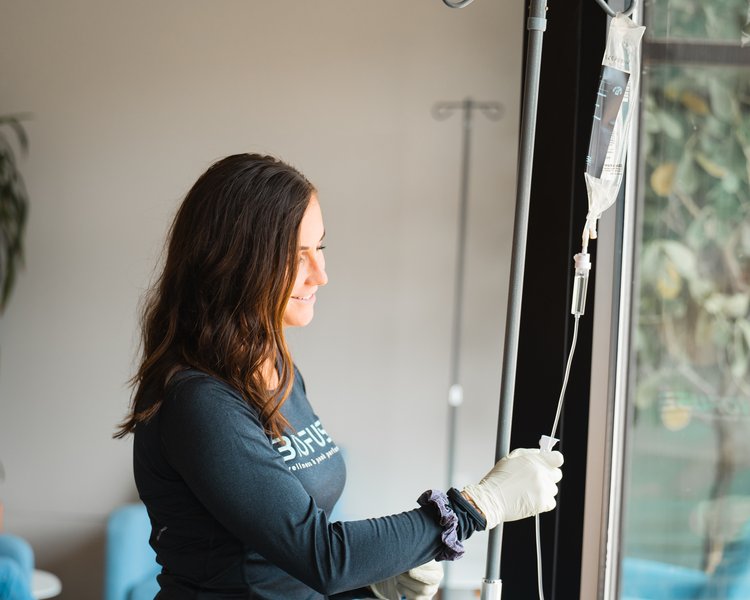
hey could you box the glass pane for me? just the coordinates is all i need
[620,34,750,600]
[646,0,750,44]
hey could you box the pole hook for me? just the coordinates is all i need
[594,0,636,17]
[442,0,476,8]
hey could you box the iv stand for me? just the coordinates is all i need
[437,1,636,599]
[433,98,502,600]
[480,1,549,596]
[432,98,502,491]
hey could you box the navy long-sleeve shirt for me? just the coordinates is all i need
[133,367,483,599]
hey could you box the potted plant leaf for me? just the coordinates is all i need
[0,115,29,530]
[0,114,30,313]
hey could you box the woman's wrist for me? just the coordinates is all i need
[460,490,485,519]
[446,487,487,534]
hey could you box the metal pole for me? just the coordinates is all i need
[481,1,548,597]
[445,98,473,600]
[432,98,502,492]
[433,98,502,599]
[448,98,473,493]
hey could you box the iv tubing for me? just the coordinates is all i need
[535,514,545,599]
[534,313,581,600]
[551,315,581,440]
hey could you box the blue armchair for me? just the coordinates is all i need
[622,521,750,600]
[622,556,708,600]
[104,504,160,600]
[0,534,34,600]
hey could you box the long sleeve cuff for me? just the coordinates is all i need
[447,487,487,535]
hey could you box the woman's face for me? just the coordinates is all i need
[283,194,328,328]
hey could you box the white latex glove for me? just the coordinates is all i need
[370,560,443,600]
[462,448,563,529]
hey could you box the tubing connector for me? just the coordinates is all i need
[539,434,559,453]
[571,253,591,316]
[481,578,503,600]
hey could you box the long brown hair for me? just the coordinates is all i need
[115,153,315,440]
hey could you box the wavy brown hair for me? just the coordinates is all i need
[115,153,315,440]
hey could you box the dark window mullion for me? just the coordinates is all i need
[644,40,750,65]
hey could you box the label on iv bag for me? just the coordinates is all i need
[586,65,630,179]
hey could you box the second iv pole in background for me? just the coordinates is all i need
[434,97,502,598]
[432,98,502,495]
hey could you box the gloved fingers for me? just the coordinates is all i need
[539,497,557,514]
[396,560,443,598]
[531,461,562,493]
[399,579,441,599]
[539,481,559,513]
[541,450,564,468]
[507,447,564,468]
[521,452,563,484]
[370,580,400,600]
[531,457,563,484]
[370,588,399,600]
[375,562,443,600]
[399,580,441,599]
[507,447,540,459]
[540,459,563,484]
[403,588,440,600]
[406,560,443,585]
[550,466,563,484]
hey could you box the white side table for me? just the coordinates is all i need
[31,569,62,599]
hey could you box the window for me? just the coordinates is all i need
[620,1,750,598]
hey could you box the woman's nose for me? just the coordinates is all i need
[308,255,328,286]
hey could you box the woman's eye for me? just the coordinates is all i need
[298,246,324,264]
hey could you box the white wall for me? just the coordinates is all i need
[0,1,523,597]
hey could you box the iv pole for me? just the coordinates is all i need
[433,98,502,600]
[480,2,548,595]
[438,0,635,598]
[432,98,502,492]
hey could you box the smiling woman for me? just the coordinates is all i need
[0,2,529,597]
[112,153,563,600]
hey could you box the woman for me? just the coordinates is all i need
[116,153,563,599]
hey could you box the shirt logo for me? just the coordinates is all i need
[272,420,339,471]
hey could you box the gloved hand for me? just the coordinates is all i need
[462,448,563,529]
[370,560,443,600]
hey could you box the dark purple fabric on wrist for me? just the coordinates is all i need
[417,489,464,561]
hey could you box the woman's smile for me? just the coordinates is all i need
[290,293,316,302]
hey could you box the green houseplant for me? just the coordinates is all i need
[0,114,30,314]
[0,114,29,529]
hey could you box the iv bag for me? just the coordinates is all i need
[583,14,646,248]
